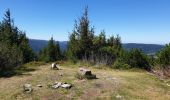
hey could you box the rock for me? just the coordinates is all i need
[116,94,122,99]
[61,83,72,89]
[51,82,62,89]
[79,68,92,76]
[59,73,63,76]
[78,68,96,79]
[23,83,33,93]
[51,63,59,70]
[37,84,42,87]
[50,82,72,89]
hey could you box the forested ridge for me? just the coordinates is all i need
[29,39,164,54]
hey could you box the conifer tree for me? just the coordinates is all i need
[68,7,94,60]
[0,9,35,71]
[157,43,170,67]
[39,37,61,62]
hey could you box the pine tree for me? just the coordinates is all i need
[18,32,35,63]
[67,30,80,60]
[55,41,61,60]
[68,7,94,60]
[39,37,61,62]
[0,9,35,71]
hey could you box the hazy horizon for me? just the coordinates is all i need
[29,38,166,45]
[0,0,170,44]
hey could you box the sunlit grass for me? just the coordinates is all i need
[0,61,169,100]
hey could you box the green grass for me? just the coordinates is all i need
[0,61,169,100]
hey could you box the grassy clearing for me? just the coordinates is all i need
[0,62,46,78]
[0,61,169,100]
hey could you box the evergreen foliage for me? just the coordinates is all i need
[67,7,153,70]
[1,8,168,72]
[118,49,151,70]
[67,7,94,61]
[39,37,62,62]
[157,43,170,67]
[0,9,35,71]
[67,7,122,65]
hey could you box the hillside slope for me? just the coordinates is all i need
[29,39,68,53]
[123,43,164,54]
[29,39,164,54]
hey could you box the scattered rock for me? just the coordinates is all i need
[50,82,72,89]
[51,82,62,89]
[116,94,122,99]
[61,83,72,89]
[23,83,33,93]
[37,84,42,87]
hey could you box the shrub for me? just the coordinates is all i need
[75,72,85,80]
[157,43,170,67]
[119,49,151,71]
[0,43,23,71]
[113,59,131,69]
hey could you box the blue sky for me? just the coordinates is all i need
[0,0,170,44]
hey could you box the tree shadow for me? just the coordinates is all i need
[0,65,37,78]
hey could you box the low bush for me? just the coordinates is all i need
[113,59,131,69]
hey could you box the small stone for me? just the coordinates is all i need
[52,85,59,89]
[37,84,42,87]
[59,73,63,76]
[52,82,62,89]
[51,63,59,70]
[23,83,33,93]
[61,83,72,89]
[116,94,122,99]
[167,83,170,87]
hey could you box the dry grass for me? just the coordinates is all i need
[0,61,169,100]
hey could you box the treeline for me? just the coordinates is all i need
[0,10,63,72]
[0,9,35,71]
[0,8,170,73]
[66,8,150,70]
[66,7,170,71]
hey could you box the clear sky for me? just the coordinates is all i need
[0,0,170,44]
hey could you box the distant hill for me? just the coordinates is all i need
[29,39,68,53]
[122,43,164,54]
[29,39,164,54]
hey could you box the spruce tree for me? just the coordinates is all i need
[0,9,35,71]
[68,7,94,60]
[39,37,61,62]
